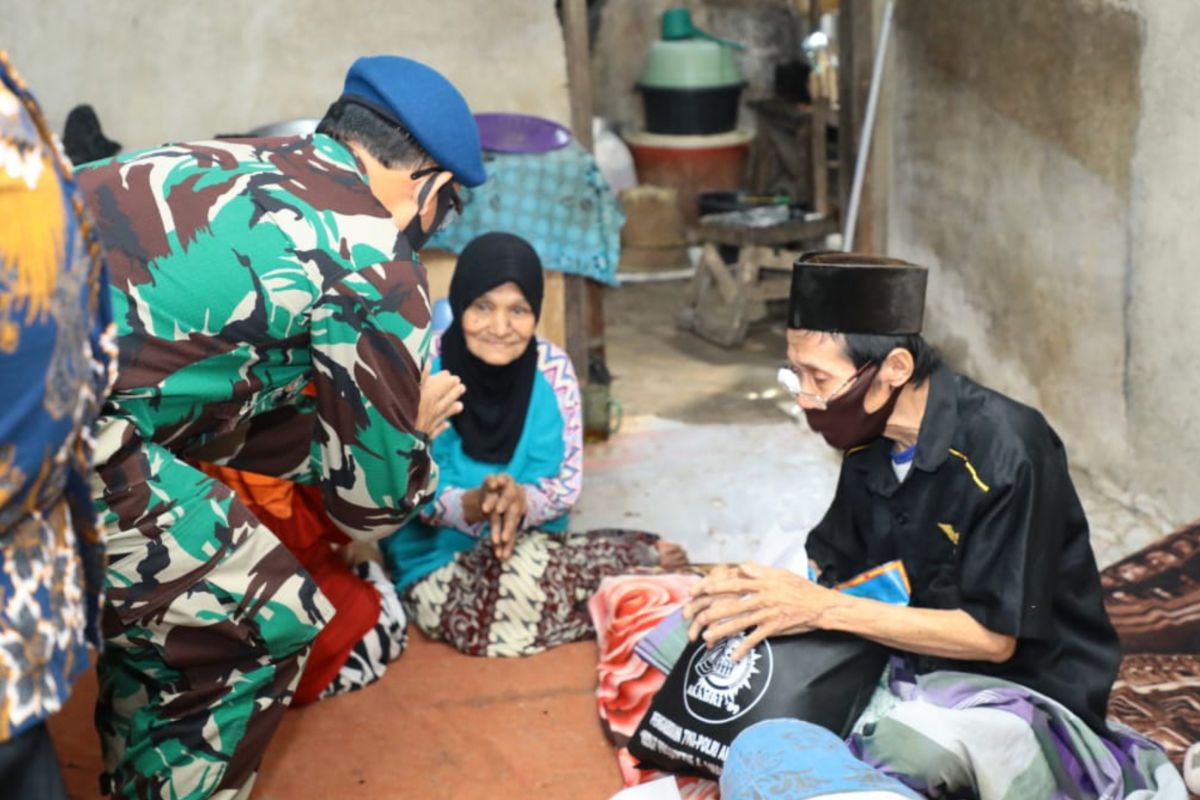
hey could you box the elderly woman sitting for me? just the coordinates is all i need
[383,232,684,657]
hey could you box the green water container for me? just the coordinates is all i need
[637,8,745,135]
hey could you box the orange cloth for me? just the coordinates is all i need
[199,464,382,706]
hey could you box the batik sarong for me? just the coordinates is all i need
[405,529,659,657]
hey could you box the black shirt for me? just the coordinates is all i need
[805,366,1120,731]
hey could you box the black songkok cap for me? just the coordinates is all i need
[788,251,928,335]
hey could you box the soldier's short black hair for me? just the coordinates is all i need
[842,333,941,384]
[317,100,431,170]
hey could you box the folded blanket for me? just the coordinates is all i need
[590,574,718,799]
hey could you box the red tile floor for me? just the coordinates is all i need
[48,633,624,799]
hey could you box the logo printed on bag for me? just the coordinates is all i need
[682,634,774,724]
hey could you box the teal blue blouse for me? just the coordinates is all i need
[382,342,574,590]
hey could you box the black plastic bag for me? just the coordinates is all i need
[628,630,889,779]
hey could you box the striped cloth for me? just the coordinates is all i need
[848,658,1188,800]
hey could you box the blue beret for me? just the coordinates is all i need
[341,55,486,187]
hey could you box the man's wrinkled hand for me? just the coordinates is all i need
[682,562,834,661]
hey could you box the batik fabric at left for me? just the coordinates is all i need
[0,50,116,742]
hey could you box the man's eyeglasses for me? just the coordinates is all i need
[410,165,463,232]
[777,361,871,410]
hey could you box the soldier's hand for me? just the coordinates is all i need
[416,363,465,439]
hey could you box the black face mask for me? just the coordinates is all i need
[803,362,903,450]
[404,170,460,251]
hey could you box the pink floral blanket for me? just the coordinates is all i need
[588,573,720,799]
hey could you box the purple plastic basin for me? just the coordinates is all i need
[474,112,573,154]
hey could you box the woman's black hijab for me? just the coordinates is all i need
[441,232,544,464]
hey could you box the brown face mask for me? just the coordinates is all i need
[803,362,903,450]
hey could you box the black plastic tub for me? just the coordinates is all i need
[638,84,742,135]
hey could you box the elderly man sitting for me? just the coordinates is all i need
[686,253,1186,799]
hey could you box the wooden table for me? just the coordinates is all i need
[676,214,839,347]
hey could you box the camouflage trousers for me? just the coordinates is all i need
[91,420,333,800]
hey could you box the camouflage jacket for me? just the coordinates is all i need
[0,52,116,741]
[77,133,436,542]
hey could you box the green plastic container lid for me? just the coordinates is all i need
[660,8,745,49]
[640,8,744,89]
[640,40,742,89]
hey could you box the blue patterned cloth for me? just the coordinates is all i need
[721,719,919,799]
[0,52,115,741]
[429,142,624,285]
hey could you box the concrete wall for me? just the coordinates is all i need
[2,0,571,148]
[886,0,1200,528]
[1126,0,1200,527]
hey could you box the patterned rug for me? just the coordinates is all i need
[1108,653,1200,767]
[1103,522,1200,768]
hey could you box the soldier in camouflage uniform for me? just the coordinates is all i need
[76,56,485,799]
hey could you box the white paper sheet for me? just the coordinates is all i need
[606,776,684,800]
